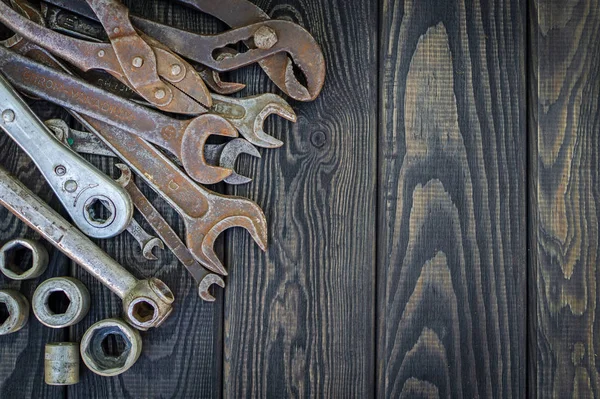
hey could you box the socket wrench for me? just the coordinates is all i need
[0,72,132,238]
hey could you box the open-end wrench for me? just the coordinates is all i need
[0,46,237,185]
[45,119,260,185]
[115,164,225,302]
[126,219,164,261]
[77,68,296,149]
[0,72,133,239]
[0,166,174,330]
[212,94,296,148]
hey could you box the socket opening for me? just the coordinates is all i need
[47,290,71,315]
[131,300,156,324]
[3,243,34,276]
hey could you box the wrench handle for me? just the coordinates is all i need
[0,167,137,298]
[0,47,184,154]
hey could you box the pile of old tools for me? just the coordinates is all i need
[0,0,324,383]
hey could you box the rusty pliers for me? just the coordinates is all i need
[0,0,212,115]
[41,0,326,102]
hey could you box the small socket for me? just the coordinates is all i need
[0,290,29,335]
[0,238,48,280]
[33,277,90,328]
[45,343,80,385]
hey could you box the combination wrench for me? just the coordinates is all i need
[0,166,174,330]
[44,118,261,185]
[0,72,132,239]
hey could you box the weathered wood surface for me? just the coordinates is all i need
[223,0,378,397]
[377,1,527,398]
[529,0,600,397]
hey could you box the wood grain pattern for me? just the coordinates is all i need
[377,1,526,398]
[529,0,600,396]
[223,0,378,397]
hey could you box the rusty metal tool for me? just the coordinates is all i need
[0,165,174,330]
[41,2,246,95]
[0,71,133,239]
[37,2,298,148]
[74,115,267,276]
[0,46,237,185]
[77,69,295,149]
[41,0,326,101]
[126,218,164,261]
[46,118,261,185]
[115,164,225,302]
[212,93,296,148]
[0,0,211,115]
[177,0,325,102]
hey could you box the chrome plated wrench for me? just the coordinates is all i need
[0,72,132,239]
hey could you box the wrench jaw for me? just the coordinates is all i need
[212,93,297,149]
[198,274,226,302]
[122,278,175,331]
[180,114,239,185]
[142,237,165,261]
[185,195,268,276]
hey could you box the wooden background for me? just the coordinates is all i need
[0,0,596,397]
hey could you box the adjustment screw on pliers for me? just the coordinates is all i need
[254,26,278,50]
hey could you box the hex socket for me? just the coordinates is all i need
[0,290,29,335]
[33,277,90,328]
[45,343,80,385]
[81,318,142,377]
[0,238,48,280]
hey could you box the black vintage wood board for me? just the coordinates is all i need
[0,0,596,397]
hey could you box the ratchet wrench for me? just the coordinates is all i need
[0,72,133,239]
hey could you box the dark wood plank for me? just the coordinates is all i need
[223,0,378,397]
[377,1,527,397]
[66,1,225,397]
[529,0,600,397]
[0,103,71,398]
